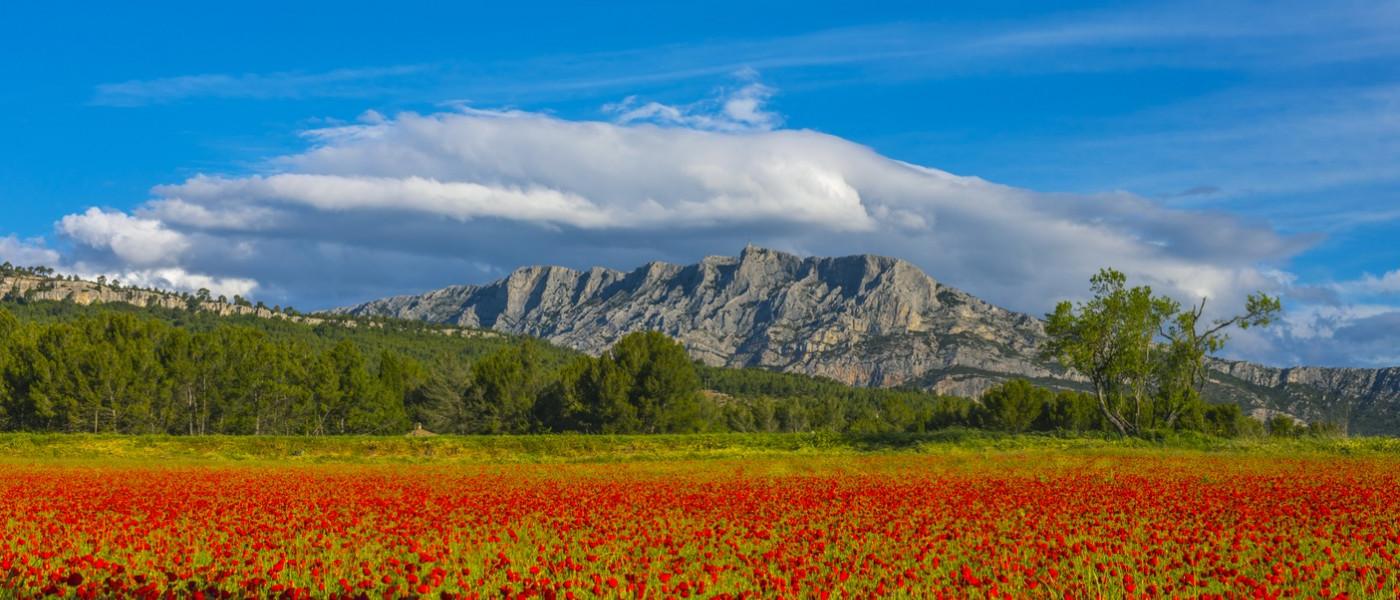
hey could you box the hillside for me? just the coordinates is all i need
[2,270,499,341]
[337,245,1063,394]
[3,271,326,324]
[0,267,984,437]
[0,264,607,370]
[339,246,1400,434]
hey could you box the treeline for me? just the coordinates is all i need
[970,379,1339,438]
[2,297,553,366]
[3,261,291,314]
[0,306,422,434]
[414,333,1003,435]
[0,302,1337,437]
[699,370,1334,437]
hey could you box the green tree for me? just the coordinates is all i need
[1044,390,1101,432]
[408,363,473,434]
[1154,294,1281,428]
[343,350,415,434]
[535,355,593,431]
[0,307,18,427]
[366,350,422,432]
[0,307,15,341]
[579,353,640,433]
[1267,413,1299,437]
[1044,269,1175,436]
[978,380,1051,433]
[157,328,198,434]
[1045,269,1280,437]
[317,339,408,434]
[607,332,703,433]
[1197,403,1253,438]
[302,352,341,435]
[468,340,548,433]
[322,339,380,434]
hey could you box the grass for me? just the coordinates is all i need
[1,429,1396,464]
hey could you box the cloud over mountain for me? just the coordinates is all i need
[65,108,1304,290]
[13,84,1389,365]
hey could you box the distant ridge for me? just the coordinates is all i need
[0,270,496,339]
[339,246,1400,434]
[2,271,319,322]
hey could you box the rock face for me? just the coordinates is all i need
[2,275,321,323]
[338,245,1066,395]
[340,246,1400,434]
[1205,359,1400,436]
[0,274,498,340]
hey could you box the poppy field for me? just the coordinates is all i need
[2,452,1398,599]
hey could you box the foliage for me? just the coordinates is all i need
[1044,268,1282,437]
[699,367,977,434]
[0,294,1317,439]
[540,332,704,433]
[0,430,1396,465]
[0,307,413,435]
[976,379,1051,433]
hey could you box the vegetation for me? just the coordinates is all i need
[0,276,1329,438]
[7,453,1400,597]
[1044,268,1282,436]
[0,299,567,435]
[0,430,1392,465]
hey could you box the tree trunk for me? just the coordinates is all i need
[1095,386,1130,436]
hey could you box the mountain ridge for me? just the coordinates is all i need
[338,246,1400,434]
[0,270,500,341]
[338,245,1061,391]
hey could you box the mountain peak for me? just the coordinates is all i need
[341,246,1047,389]
[736,244,799,268]
[336,247,1400,433]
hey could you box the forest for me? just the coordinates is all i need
[0,298,1331,437]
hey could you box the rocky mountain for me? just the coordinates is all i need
[338,246,1400,434]
[1205,359,1400,435]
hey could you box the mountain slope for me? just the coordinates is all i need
[1205,360,1400,435]
[338,245,1065,395]
[338,246,1400,434]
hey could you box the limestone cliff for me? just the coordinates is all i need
[339,246,1400,434]
[339,245,1066,393]
[0,274,496,339]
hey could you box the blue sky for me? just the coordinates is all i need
[1,1,1398,367]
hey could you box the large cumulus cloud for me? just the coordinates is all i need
[27,93,1390,366]
[62,107,1306,307]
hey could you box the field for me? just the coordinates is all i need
[2,436,1399,599]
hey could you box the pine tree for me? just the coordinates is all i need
[468,341,547,433]
[0,307,16,427]
[978,380,1051,433]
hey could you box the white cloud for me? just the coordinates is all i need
[57,208,189,267]
[1,232,254,300]
[43,102,1312,337]
[605,78,782,132]
[108,268,258,300]
[92,65,427,107]
[1335,269,1400,296]
[1206,264,1400,368]
[0,236,62,268]
[142,199,280,230]
[155,174,616,229]
[1233,303,1400,368]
